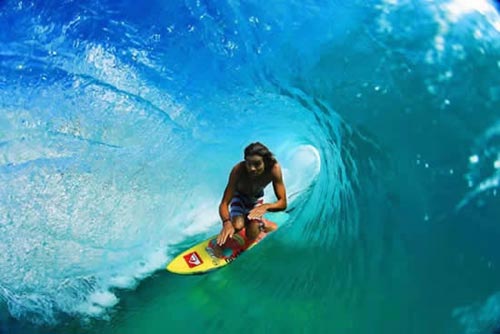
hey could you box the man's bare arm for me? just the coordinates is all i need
[267,163,287,211]
[216,164,239,245]
[247,163,287,220]
[218,164,239,221]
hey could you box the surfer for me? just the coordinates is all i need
[216,142,287,247]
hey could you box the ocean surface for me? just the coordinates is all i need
[1,0,500,333]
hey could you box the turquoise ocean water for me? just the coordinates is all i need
[1,0,500,333]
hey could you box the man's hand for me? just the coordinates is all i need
[248,205,268,221]
[216,221,235,246]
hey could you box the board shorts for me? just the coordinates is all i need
[229,191,265,230]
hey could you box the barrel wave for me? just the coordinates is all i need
[1,1,500,333]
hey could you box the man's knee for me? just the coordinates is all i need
[246,220,261,240]
[232,216,245,231]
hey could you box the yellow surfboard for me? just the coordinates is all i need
[166,220,278,275]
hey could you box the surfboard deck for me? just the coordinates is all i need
[166,219,278,275]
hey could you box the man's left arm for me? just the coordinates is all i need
[268,163,287,211]
[248,164,287,220]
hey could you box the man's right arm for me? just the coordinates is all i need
[218,164,239,222]
[216,165,239,246]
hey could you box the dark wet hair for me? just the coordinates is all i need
[244,142,277,171]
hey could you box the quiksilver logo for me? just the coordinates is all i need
[183,251,203,268]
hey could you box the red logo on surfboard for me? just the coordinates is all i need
[184,251,203,268]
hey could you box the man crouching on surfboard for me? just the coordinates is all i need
[216,142,287,249]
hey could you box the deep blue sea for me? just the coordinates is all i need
[1,0,500,333]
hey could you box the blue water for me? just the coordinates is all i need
[1,0,500,333]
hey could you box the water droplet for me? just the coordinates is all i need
[424,215,429,221]
[449,169,454,174]
[494,160,500,169]
[469,155,479,164]
[249,16,259,24]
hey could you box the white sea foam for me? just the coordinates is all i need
[181,193,220,236]
[443,0,498,24]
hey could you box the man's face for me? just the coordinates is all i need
[245,155,265,177]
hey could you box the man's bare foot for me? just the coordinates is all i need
[262,219,278,233]
[212,244,224,258]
